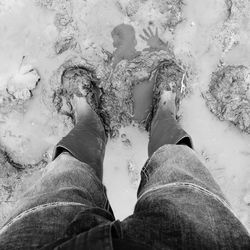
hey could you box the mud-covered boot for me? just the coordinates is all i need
[146,60,193,157]
[53,66,109,180]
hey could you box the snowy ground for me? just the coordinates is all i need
[0,0,250,233]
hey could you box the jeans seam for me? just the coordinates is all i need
[83,167,108,209]
[100,184,110,210]
[137,182,239,219]
[141,166,149,182]
[0,202,87,236]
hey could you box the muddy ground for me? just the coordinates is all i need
[0,0,250,231]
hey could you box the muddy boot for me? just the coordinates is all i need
[52,67,109,180]
[145,60,193,157]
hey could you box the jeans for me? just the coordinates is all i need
[0,105,249,249]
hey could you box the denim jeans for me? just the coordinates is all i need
[0,106,249,249]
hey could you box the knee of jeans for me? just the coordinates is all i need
[138,145,224,199]
[140,145,186,181]
[152,144,193,160]
[22,155,103,200]
[143,144,206,179]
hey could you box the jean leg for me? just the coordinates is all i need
[148,102,193,157]
[53,104,107,181]
[121,145,250,249]
[121,107,250,249]
[0,108,113,249]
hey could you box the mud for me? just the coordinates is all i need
[99,51,189,136]
[0,63,40,114]
[3,0,250,230]
[215,0,250,54]
[36,0,79,55]
[116,0,184,31]
[45,50,183,138]
[204,65,250,134]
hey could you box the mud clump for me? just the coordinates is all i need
[54,36,78,54]
[116,0,184,31]
[54,12,73,30]
[0,64,40,114]
[204,65,250,133]
[215,0,250,54]
[53,11,78,54]
[156,0,184,30]
[35,0,71,12]
[36,0,79,55]
[116,0,140,17]
[7,65,40,101]
[53,11,79,55]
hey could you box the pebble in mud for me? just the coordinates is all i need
[121,133,132,147]
[54,36,78,54]
[204,65,250,134]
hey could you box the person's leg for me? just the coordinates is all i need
[0,80,114,249]
[53,97,107,181]
[138,91,228,199]
[148,91,193,157]
[120,63,250,249]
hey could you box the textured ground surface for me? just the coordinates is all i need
[204,65,250,134]
[0,0,250,232]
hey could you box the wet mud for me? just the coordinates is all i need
[2,0,250,230]
[204,65,250,134]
